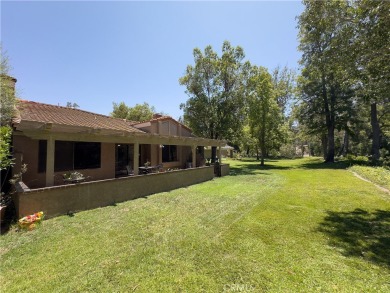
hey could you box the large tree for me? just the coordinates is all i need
[247,66,282,166]
[297,0,355,162]
[179,41,248,142]
[352,0,390,162]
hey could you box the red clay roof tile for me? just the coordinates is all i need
[15,100,144,133]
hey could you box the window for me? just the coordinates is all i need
[162,145,177,162]
[55,141,73,171]
[38,140,101,172]
[74,142,101,169]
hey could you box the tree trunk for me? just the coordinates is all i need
[260,146,265,166]
[326,126,335,162]
[260,128,266,166]
[370,102,380,161]
[338,130,349,157]
[321,133,328,160]
[324,79,336,163]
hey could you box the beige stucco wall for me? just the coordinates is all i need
[150,144,160,165]
[220,164,230,177]
[14,166,216,219]
[13,135,115,188]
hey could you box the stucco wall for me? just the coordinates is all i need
[220,164,230,177]
[14,166,216,219]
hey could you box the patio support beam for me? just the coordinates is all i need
[133,141,139,175]
[46,136,55,187]
[192,145,197,168]
[218,145,222,163]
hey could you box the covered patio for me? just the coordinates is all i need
[12,100,227,189]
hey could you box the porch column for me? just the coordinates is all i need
[218,145,222,163]
[192,145,197,168]
[46,136,55,187]
[133,142,139,175]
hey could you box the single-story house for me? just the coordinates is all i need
[6,76,229,218]
[12,100,226,189]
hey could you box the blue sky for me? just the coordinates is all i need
[2,1,303,119]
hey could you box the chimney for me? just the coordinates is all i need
[152,113,163,119]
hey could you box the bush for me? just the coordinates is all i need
[343,154,369,166]
[279,144,298,159]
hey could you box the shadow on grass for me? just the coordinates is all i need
[230,162,290,176]
[318,209,390,268]
[299,160,350,170]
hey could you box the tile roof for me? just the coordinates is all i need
[15,100,144,133]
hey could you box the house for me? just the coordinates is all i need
[7,77,229,218]
[12,100,225,189]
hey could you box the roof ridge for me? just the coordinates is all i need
[132,115,192,132]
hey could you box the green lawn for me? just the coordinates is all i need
[1,158,389,292]
[349,165,390,191]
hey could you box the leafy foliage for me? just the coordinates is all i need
[247,66,283,165]
[111,101,156,122]
[1,47,17,126]
[0,46,17,171]
[0,125,13,170]
[296,0,390,164]
[179,41,248,141]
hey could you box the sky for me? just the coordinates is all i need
[1,1,304,120]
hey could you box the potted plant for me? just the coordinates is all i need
[63,171,85,183]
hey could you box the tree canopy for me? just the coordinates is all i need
[111,102,156,122]
[179,41,249,142]
[0,46,17,170]
[247,66,283,165]
[295,0,390,164]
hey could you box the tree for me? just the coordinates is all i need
[179,41,248,143]
[66,102,79,109]
[352,0,390,162]
[0,46,17,171]
[272,65,296,118]
[247,66,282,166]
[111,102,129,119]
[111,102,155,122]
[297,0,355,162]
[1,46,17,126]
[128,102,156,122]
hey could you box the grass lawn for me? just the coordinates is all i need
[1,158,389,292]
[349,165,390,191]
